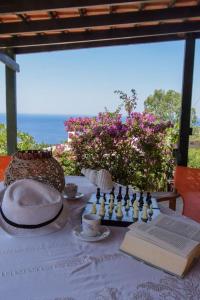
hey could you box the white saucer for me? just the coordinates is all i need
[62,192,84,200]
[73,225,110,242]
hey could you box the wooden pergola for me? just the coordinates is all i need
[0,0,199,165]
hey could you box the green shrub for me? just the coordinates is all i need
[0,123,48,154]
[188,148,200,168]
[52,144,77,175]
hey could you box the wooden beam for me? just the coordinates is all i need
[0,52,20,71]
[48,11,58,19]
[1,21,200,49]
[0,0,154,15]
[168,0,176,8]
[14,33,200,55]
[5,50,17,155]
[16,13,30,23]
[138,3,145,11]
[79,9,87,17]
[178,38,196,166]
[0,6,199,35]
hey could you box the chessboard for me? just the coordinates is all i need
[83,187,160,227]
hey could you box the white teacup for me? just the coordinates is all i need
[64,183,78,198]
[82,214,101,237]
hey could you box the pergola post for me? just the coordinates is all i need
[178,38,196,166]
[5,49,17,155]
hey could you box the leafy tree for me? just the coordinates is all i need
[0,123,7,155]
[114,89,137,117]
[144,89,197,126]
[191,107,197,126]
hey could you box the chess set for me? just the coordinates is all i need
[83,186,160,227]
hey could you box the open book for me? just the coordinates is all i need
[120,213,200,277]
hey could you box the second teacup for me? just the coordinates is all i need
[64,183,78,198]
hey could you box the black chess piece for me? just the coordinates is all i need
[146,192,152,207]
[96,188,100,204]
[110,187,115,197]
[131,193,137,205]
[103,193,107,203]
[141,217,148,223]
[139,191,144,211]
[124,186,130,206]
[117,186,123,202]
[109,187,115,203]
[96,187,100,198]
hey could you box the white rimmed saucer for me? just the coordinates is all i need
[73,225,110,242]
[62,192,84,200]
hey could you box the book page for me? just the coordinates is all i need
[150,214,200,242]
[129,222,198,257]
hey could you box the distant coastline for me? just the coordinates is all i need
[0,113,199,145]
[0,113,92,145]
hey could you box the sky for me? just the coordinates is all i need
[0,39,200,116]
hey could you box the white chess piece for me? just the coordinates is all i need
[125,199,130,211]
[99,199,105,217]
[133,200,138,210]
[116,204,123,219]
[133,205,139,220]
[149,204,154,216]
[91,203,97,214]
[142,203,148,222]
[100,197,105,207]
[108,206,113,217]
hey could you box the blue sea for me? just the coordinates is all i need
[1,113,200,145]
[0,113,84,145]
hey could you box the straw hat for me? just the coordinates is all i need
[0,179,68,237]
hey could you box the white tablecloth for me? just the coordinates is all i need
[0,176,200,300]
